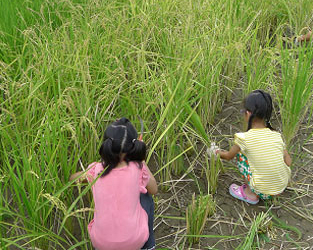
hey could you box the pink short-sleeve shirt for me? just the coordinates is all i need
[86,161,150,250]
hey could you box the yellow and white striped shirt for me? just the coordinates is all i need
[234,128,291,195]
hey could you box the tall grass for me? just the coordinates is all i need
[0,0,84,64]
[1,0,313,247]
[276,45,313,147]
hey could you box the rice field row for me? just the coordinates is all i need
[1,0,313,248]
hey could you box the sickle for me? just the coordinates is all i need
[138,116,144,141]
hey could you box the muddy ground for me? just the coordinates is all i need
[153,89,313,249]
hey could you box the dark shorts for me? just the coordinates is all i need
[140,193,155,250]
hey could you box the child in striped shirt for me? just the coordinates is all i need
[215,90,292,204]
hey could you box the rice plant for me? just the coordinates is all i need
[236,211,272,250]
[243,46,274,94]
[186,193,216,244]
[1,0,313,247]
[205,153,224,195]
[276,45,313,147]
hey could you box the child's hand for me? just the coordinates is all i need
[295,30,312,44]
[207,142,220,156]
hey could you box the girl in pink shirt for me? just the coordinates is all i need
[71,118,158,250]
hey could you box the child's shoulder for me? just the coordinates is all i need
[236,129,282,138]
[266,129,282,137]
[248,129,283,141]
[128,161,147,170]
[87,162,103,176]
[87,161,102,170]
[234,132,246,139]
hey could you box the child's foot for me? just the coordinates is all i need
[229,184,259,204]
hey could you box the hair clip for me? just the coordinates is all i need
[132,139,136,143]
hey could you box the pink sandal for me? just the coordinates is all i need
[229,184,259,204]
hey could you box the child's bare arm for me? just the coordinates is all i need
[298,31,312,42]
[70,171,88,183]
[217,144,241,161]
[284,150,292,166]
[145,165,158,195]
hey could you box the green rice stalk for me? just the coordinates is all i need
[236,211,271,250]
[276,45,313,147]
[205,153,224,195]
[186,193,216,244]
[184,104,210,147]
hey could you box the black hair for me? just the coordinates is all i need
[98,117,146,177]
[244,90,274,131]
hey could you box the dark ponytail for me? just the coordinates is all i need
[99,138,121,176]
[124,139,146,169]
[247,112,256,131]
[99,118,146,177]
[244,90,274,131]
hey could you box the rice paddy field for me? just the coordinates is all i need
[1,0,313,249]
